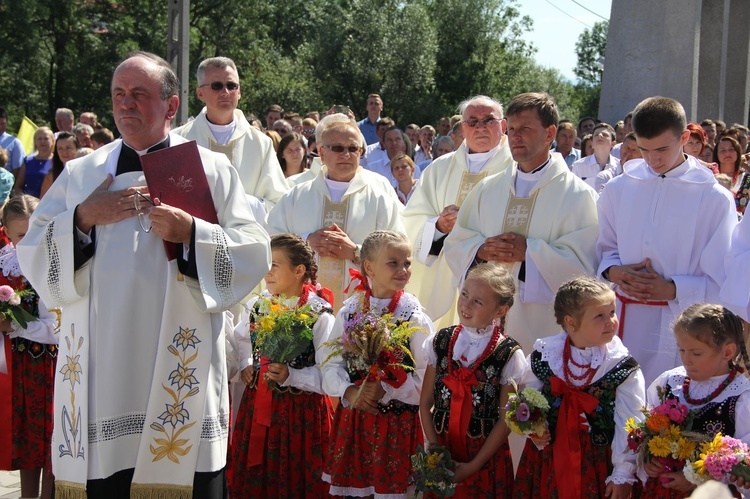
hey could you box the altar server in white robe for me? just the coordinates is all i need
[722,214,750,321]
[174,57,289,210]
[267,113,404,311]
[597,96,736,385]
[444,92,599,353]
[16,52,271,498]
[402,95,513,328]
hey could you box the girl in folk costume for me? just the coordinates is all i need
[0,195,59,499]
[320,230,435,498]
[420,263,528,498]
[514,277,646,499]
[639,304,750,497]
[229,234,335,497]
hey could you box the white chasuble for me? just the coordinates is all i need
[444,155,600,353]
[17,136,271,497]
[267,167,405,313]
[174,108,290,209]
[403,140,513,327]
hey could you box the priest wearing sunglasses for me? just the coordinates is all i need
[17,51,271,498]
[268,113,404,311]
[174,57,289,210]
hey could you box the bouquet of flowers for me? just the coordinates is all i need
[625,394,707,482]
[684,433,750,486]
[504,380,550,437]
[250,295,318,365]
[322,311,423,403]
[0,284,36,329]
[410,444,457,497]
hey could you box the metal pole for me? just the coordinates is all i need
[167,0,190,125]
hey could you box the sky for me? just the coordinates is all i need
[515,0,612,82]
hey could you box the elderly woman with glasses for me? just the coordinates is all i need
[268,113,404,310]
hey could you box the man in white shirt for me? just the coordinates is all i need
[552,120,580,168]
[571,122,620,191]
[365,126,421,187]
[360,118,393,167]
[174,57,289,209]
[413,125,435,164]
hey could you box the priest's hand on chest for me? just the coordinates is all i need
[74,174,144,233]
[147,197,194,245]
[477,232,526,263]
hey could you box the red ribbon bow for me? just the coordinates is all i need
[248,356,273,467]
[344,268,369,294]
[549,376,600,499]
[302,282,335,308]
[442,367,479,462]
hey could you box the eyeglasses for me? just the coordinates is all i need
[321,145,361,154]
[463,117,501,128]
[133,190,155,233]
[302,128,316,135]
[199,81,240,92]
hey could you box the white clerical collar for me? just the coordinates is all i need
[324,176,352,203]
[465,142,502,173]
[123,136,169,156]
[206,118,236,145]
[516,155,552,181]
[648,154,690,178]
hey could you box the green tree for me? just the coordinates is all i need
[573,20,608,118]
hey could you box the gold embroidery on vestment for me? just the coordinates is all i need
[317,198,349,309]
[455,171,488,207]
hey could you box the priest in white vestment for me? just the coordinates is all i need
[173,57,289,210]
[403,96,513,328]
[17,52,271,498]
[267,114,404,311]
[443,92,599,353]
[597,97,736,385]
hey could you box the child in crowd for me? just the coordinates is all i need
[319,230,435,498]
[514,277,645,499]
[420,263,527,498]
[640,304,750,497]
[229,234,335,497]
[0,195,59,499]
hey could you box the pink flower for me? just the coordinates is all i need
[516,403,530,422]
[0,285,14,302]
[653,399,688,424]
[8,293,20,306]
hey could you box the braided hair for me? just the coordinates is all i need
[270,233,318,286]
[359,230,411,281]
[465,262,515,330]
[674,303,750,373]
[554,276,615,331]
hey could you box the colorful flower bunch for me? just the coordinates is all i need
[250,295,319,364]
[684,433,750,486]
[504,380,550,437]
[410,444,457,497]
[626,395,707,481]
[322,311,423,402]
[0,284,36,329]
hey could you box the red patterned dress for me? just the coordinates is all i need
[0,228,10,469]
[426,324,527,499]
[0,244,58,470]
[320,292,434,498]
[228,291,334,498]
[513,333,644,499]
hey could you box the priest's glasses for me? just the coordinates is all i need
[133,190,154,233]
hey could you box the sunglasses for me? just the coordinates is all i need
[200,81,240,92]
[322,145,361,154]
[463,117,501,128]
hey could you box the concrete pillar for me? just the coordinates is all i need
[697,0,727,122]
[599,0,703,125]
[724,0,750,126]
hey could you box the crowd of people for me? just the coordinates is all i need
[0,51,750,499]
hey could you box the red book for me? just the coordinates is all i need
[140,140,218,260]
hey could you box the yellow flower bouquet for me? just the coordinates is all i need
[250,295,319,366]
[410,444,457,497]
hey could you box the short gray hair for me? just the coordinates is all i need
[457,95,504,120]
[73,123,94,135]
[56,108,74,119]
[315,113,366,149]
[196,57,238,86]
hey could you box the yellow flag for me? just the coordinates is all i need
[16,116,37,155]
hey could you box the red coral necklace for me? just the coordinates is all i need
[683,369,739,405]
[447,323,503,375]
[562,336,598,388]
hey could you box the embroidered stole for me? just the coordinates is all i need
[455,171,488,207]
[500,191,538,271]
[317,198,349,310]
[208,138,235,165]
